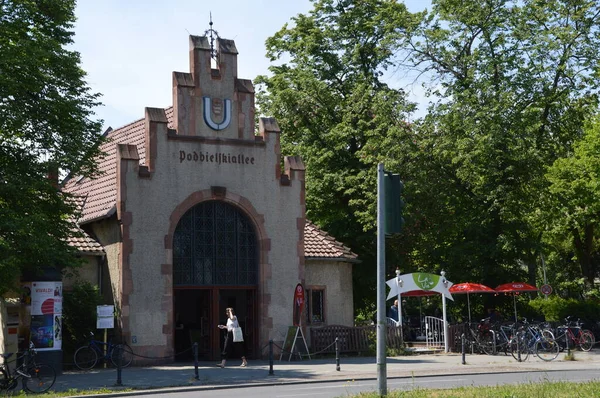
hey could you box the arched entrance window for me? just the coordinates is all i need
[172,200,258,360]
[173,200,258,286]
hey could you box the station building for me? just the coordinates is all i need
[46,35,358,361]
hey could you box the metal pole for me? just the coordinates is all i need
[540,253,548,300]
[376,163,387,396]
[540,252,547,285]
[269,340,274,376]
[395,268,403,344]
[335,337,340,371]
[115,344,123,386]
[441,271,449,353]
[193,342,199,380]
[517,331,522,362]
[461,333,466,365]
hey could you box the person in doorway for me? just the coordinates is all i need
[217,307,247,368]
[388,300,399,322]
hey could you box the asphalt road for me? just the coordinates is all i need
[130,369,600,398]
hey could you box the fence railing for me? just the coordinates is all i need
[310,324,403,355]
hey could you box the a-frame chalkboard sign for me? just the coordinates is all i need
[279,326,311,361]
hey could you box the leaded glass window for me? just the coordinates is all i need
[173,201,258,286]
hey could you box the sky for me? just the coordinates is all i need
[73,0,432,131]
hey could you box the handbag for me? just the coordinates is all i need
[233,326,244,342]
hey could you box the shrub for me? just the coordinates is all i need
[62,281,103,358]
[528,296,600,324]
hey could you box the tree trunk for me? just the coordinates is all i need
[572,224,596,286]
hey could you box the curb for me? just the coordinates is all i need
[64,367,590,398]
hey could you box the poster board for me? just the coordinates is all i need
[30,281,62,350]
[97,305,115,329]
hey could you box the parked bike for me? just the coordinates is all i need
[0,341,56,393]
[509,319,559,362]
[554,316,595,352]
[74,332,134,370]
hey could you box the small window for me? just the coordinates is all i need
[306,288,325,325]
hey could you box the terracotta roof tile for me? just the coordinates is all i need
[65,196,104,255]
[304,221,358,262]
[63,108,174,223]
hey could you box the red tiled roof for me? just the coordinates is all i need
[63,107,175,223]
[67,225,105,256]
[63,108,357,262]
[304,221,358,262]
[65,196,104,255]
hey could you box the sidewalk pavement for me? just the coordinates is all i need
[53,350,600,396]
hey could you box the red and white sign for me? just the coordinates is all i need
[30,281,62,350]
[293,283,305,327]
[540,284,553,295]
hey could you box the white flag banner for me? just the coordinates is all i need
[386,272,454,301]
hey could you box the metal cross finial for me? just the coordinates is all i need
[204,12,220,60]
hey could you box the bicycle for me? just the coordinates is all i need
[466,318,496,355]
[74,332,134,370]
[487,322,516,355]
[0,341,56,393]
[509,319,559,362]
[554,316,595,352]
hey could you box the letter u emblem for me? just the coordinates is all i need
[203,97,232,131]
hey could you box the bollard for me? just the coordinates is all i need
[335,337,340,371]
[517,333,522,363]
[268,340,274,376]
[461,333,466,365]
[566,332,570,356]
[193,342,199,380]
[115,344,123,386]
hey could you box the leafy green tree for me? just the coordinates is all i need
[0,0,103,295]
[545,116,600,287]
[256,0,419,307]
[397,0,600,287]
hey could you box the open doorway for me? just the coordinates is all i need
[174,288,256,361]
[173,289,212,361]
[217,289,256,359]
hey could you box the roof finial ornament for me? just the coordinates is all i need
[204,12,220,61]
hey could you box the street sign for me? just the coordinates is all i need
[540,284,552,295]
[97,305,115,329]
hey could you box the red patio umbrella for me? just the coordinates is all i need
[495,282,538,322]
[449,283,495,323]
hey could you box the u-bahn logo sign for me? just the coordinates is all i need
[203,96,232,131]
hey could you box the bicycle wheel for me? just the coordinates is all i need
[535,337,559,361]
[110,343,134,368]
[480,332,496,355]
[22,364,56,393]
[74,345,98,370]
[0,366,16,390]
[579,331,594,352]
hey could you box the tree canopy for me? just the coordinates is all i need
[258,0,600,313]
[256,0,420,307]
[0,0,103,295]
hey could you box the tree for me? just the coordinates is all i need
[545,115,600,287]
[397,0,600,287]
[0,0,104,295]
[256,0,419,308]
